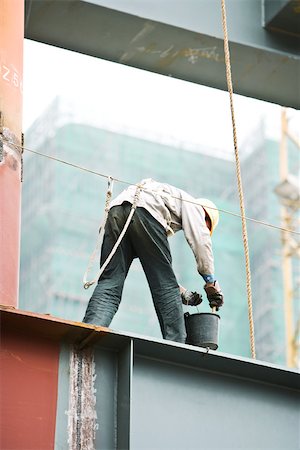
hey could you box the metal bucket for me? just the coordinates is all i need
[184,312,220,350]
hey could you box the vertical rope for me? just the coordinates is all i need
[220,0,256,358]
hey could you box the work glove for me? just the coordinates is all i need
[181,290,203,307]
[204,280,224,311]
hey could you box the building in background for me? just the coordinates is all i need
[20,98,299,365]
[241,125,300,366]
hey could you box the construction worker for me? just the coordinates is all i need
[83,178,224,343]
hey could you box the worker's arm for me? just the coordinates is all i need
[180,197,224,310]
[159,184,223,310]
[181,197,215,276]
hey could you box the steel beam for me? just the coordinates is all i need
[1,306,300,449]
[24,0,300,109]
[264,0,300,37]
[117,341,133,450]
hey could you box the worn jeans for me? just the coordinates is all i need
[83,203,186,343]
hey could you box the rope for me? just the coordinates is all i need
[11,143,299,236]
[83,176,114,289]
[83,183,144,289]
[221,0,256,358]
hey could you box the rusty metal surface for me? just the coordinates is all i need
[1,305,299,449]
[24,0,300,108]
[0,0,24,138]
[0,324,60,449]
[0,134,22,308]
[1,305,299,389]
[0,0,24,308]
[0,304,109,344]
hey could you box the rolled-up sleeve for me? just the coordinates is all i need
[181,197,215,276]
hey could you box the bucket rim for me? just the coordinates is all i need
[184,312,220,319]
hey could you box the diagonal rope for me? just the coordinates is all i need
[83,176,114,289]
[5,141,300,236]
[221,0,256,359]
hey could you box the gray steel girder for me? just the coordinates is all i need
[90,334,300,449]
[264,0,300,36]
[1,306,300,449]
[24,0,300,109]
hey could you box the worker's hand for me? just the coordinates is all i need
[181,290,203,306]
[204,280,224,311]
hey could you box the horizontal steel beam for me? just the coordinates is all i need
[25,0,300,109]
[1,306,300,449]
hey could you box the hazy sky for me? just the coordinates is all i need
[23,39,298,156]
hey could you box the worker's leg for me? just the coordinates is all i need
[83,205,134,326]
[130,208,186,343]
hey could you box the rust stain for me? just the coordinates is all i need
[0,305,112,350]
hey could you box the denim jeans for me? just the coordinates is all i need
[83,203,186,343]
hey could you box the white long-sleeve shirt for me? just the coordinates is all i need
[110,178,215,278]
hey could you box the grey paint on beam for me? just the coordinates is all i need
[54,343,70,450]
[263,0,300,36]
[93,347,119,450]
[2,308,299,450]
[88,0,300,55]
[131,356,299,450]
[92,334,300,449]
[263,0,291,25]
[117,341,133,450]
[25,0,300,109]
[90,332,300,449]
[72,334,300,449]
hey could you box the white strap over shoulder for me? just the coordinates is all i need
[83,181,144,289]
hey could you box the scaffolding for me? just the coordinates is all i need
[274,109,300,368]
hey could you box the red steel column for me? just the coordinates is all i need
[0,327,60,449]
[0,0,24,307]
